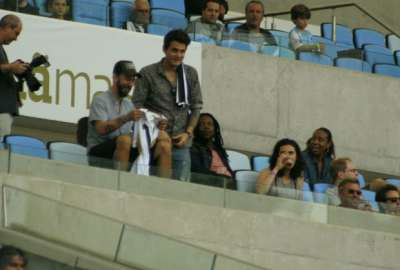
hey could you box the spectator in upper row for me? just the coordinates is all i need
[186,0,224,41]
[376,184,400,215]
[326,157,359,206]
[218,0,229,21]
[125,0,150,33]
[47,0,71,21]
[302,127,335,187]
[256,138,304,200]
[0,245,27,270]
[338,179,372,211]
[185,0,228,19]
[233,0,277,46]
[289,4,325,53]
[3,0,39,15]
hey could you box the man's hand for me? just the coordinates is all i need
[128,109,144,121]
[158,119,168,131]
[8,61,29,75]
[172,132,190,147]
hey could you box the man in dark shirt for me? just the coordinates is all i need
[3,0,39,16]
[133,30,203,180]
[0,14,29,138]
[233,0,277,46]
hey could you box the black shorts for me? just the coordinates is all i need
[88,137,155,169]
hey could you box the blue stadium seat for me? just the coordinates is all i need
[147,24,172,36]
[188,33,216,45]
[395,50,400,65]
[311,36,338,58]
[373,64,400,78]
[361,190,376,203]
[354,28,386,49]
[357,174,366,188]
[335,58,372,73]
[220,40,258,52]
[269,30,289,48]
[48,142,88,165]
[302,182,314,202]
[321,23,354,49]
[151,9,187,29]
[73,0,110,26]
[111,1,133,28]
[226,22,241,33]
[386,178,400,187]
[4,135,48,159]
[363,44,395,66]
[387,34,400,52]
[298,52,333,66]
[251,156,270,172]
[313,183,334,204]
[226,150,251,171]
[235,170,258,193]
[261,46,296,60]
[150,0,185,14]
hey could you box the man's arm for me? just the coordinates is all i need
[0,61,29,75]
[94,110,144,136]
[186,67,203,134]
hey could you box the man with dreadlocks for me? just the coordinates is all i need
[190,113,233,188]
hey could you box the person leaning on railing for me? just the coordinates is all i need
[256,138,304,200]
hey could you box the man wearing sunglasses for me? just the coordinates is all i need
[326,158,359,206]
[376,184,400,215]
[338,179,371,211]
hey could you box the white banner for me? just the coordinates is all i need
[0,10,202,123]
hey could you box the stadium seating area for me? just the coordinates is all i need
[7,0,399,79]
[1,134,396,212]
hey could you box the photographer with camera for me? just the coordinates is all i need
[0,14,28,138]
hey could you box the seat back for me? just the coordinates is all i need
[111,1,133,28]
[395,51,400,65]
[335,57,372,73]
[261,45,296,60]
[354,28,386,48]
[313,183,334,204]
[302,182,314,202]
[226,150,251,171]
[363,44,395,66]
[357,174,366,188]
[387,34,400,52]
[235,170,258,192]
[30,0,51,16]
[147,24,172,36]
[188,33,216,45]
[386,178,400,187]
[225,22,241,33]
[4,135,48,159]
[251,156,270,172]
[72,0,110,26]
[298,52,333,66]
[150,0,185,14]
[373,64,400,78]
[151,9,187,29]
[48,142,88,165]
[321,23,354,48]
[220,40,258,52]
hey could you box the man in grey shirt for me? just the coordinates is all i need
[133,30,203,180]
[88,60,171,172]
[186,0,224,41]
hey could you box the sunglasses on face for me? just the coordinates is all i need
[346,189,362,196]
[385,197,400,203]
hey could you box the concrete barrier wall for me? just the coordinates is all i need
[202,46,400,176]
[1,174,399,270]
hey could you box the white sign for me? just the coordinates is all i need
[0,11,202,123]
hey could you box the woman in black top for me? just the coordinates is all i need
[190,113,233,188]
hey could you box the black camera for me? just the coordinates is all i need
[16,54,50,92]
